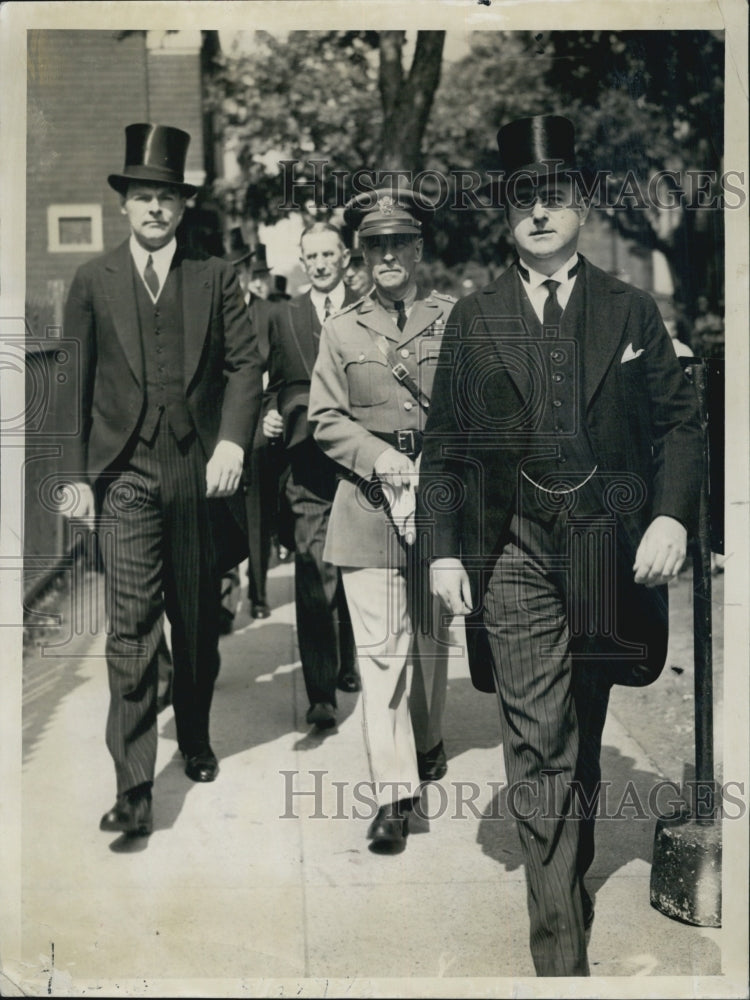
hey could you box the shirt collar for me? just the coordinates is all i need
[129,235,177,276]
[375,283,418,314]
[517,252,580,291]
[310,282,345,318]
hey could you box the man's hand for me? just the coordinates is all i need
[374,447,415,489]
[60,482,96,520]
[430,557,473,616]
[633,515,688,587]
[206,440,244,498]
[262,408,284,441]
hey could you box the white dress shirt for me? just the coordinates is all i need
[517,252,580,324]
[311,282,346,325]
[129,236,177,303]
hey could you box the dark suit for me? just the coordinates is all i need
[65,239,262,794]
[419,256,702,974]
[267,288,359,708]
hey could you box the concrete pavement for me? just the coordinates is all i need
[10,561,735,996]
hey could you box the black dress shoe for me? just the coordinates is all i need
[337,671,361,693]
[100,789,153,837]
[182,745,219,782]
[306,702,337,729]
[367,801,411,851]
[251,603,271,619]
[417,740,448,782]
[218,607,235,635]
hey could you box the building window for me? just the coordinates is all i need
[47,204,103,253]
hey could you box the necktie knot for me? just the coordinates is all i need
[394,299,407,331]
[143,254,160,299]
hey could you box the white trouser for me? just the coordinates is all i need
[341,566,449,807]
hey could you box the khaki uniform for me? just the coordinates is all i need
[309,289,457,805]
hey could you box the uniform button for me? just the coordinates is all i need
[552,372,564,383]
[400,349,409,358]
[403,401,413,411]
[358,353,366,361]
[553,399,562,407]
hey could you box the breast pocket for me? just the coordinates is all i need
[343,350,391,407]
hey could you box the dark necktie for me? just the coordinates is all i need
[542,278,562,329]
[144,255,160,299]
[323,295,332,320]
[394,299,407,331]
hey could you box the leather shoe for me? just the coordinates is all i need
[417,740,447,782]
[182,745,219,782]
[306,702,337,729]
[337,671,360,693]
[367,801,411,851]
[251,603,271,619]
[218,607,235,635]
[100,789,153,837]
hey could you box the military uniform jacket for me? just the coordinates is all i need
[309,288,454,568]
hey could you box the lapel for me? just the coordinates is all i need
[578,258,631,409]
[101,241,144,386]
[396,294,444,349]
[287,291,319,377]
[180,253,213,390]
[355,292,403,344]
[476,267,534,404]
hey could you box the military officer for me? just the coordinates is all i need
[308,187,454,851]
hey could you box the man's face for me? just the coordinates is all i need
[344,259,372,298]
[300,230,349,294]
[121,182,186,250]
[248,272,272,299]
[507,179,587,271]
[361,233,423,300]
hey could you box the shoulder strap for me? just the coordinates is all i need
[371,332,431,412]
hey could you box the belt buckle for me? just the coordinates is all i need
[396,429,416,454]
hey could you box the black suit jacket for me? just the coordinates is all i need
[267,287,359,452]
[64,239,264,569]
[419,257,703,691]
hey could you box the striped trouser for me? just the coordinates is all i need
[99,425,221,796]
[484,514,612,977]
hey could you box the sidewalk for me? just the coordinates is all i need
[12,561,726,996]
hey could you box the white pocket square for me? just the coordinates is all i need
[621,343,645,363]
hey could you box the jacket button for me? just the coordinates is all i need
[400,349,409,358]
[553,399,562,407]
[403,401,413,411]
[358,353,365,361]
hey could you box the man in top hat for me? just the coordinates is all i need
[265,221,361,731]
[61,124,263,836]
[308,188,455,851]
[419,116,702,972]
[343,243,372,299]
[221,230,288,623]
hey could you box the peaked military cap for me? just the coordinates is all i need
[344,186,436,239]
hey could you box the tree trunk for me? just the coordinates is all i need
[379,31,445,175]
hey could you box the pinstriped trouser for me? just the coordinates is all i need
[99,424,221,797]
[484,513,612,977]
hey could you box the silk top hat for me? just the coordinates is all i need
[496,115,577,177]
[226,227,252,265]
[250,244,270,276]
[344,186,435,239]
[108,123,198,197]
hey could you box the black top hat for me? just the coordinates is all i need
[108,123,198,197]
[496,115,577,178]
[344,186,435,239]
[225,227,252,265]
[250,244,270,276]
